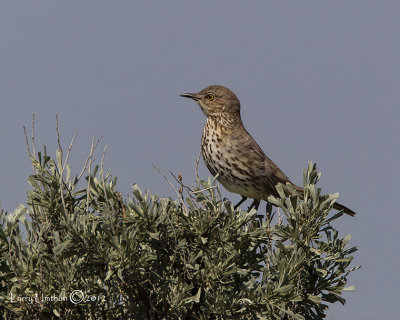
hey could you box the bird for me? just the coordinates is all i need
[180,85,356,216]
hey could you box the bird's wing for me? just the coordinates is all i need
[228,127,292,196]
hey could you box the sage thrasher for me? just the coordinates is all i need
[180,84,356,216]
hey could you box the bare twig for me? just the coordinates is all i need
[169,171,217,194]
[188,186,219,194]
[205,174,223,215]
[78,137,102,181]
[195,151,201,187]
[23,125,36,174]
[23,114,39,174]
[194,152,223,213]
[23,125,31,155]
[86,137,96,214]
[56,114,63,157]
[153,165,189,216]
[214,180,223,215]
[169,171,187,192]
[23,116,42,219]
[59,133,77,214]
[60,134,77,174]
[100,145,110,211]
[168,171,197,206]
[31,113,36,158]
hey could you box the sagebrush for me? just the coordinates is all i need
[0,137,359,319]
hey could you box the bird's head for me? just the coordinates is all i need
[180,85,241,117]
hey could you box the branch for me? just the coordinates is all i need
[31,113,36,158]
[56,114,63,157]
[78,137,102,181]
[59,133,77,214]
[153,165,189,216]
[100,145,110,211]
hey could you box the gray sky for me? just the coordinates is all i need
[1,1,399,319]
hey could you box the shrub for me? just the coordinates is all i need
[0,135,359,319]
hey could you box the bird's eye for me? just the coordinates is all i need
[206,94,214,101]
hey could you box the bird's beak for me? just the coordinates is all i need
[180,93,199,101]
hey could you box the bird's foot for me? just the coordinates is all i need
[248,199,260,211]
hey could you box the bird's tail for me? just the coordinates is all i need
[290,184,356,216]
[332,202,356,217]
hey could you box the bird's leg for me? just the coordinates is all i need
[234,196,247,209]
[248,199,260,211]
[248,199,261,228]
